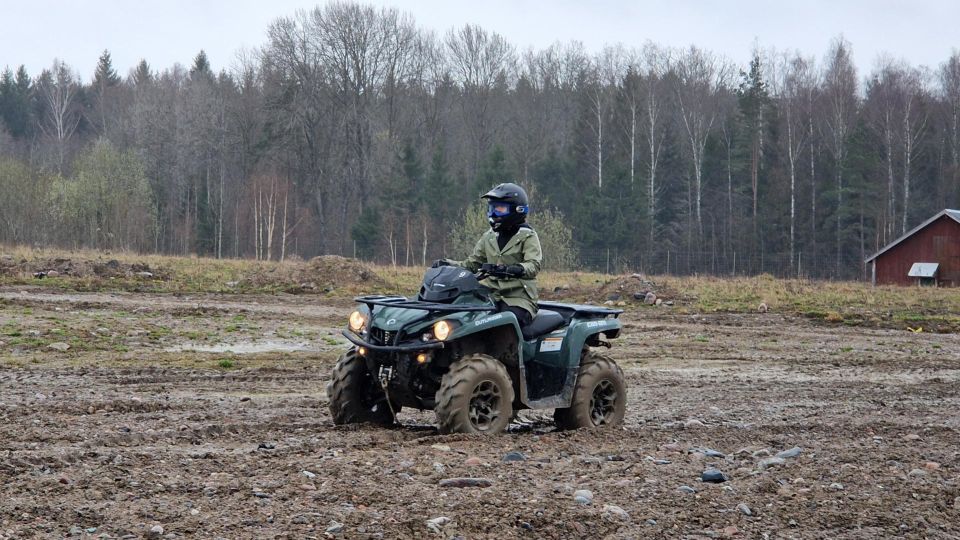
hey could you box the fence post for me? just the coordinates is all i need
[732,251,736,276]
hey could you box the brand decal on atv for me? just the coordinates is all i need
[387,318,397,325]
[539,337,563,352]
[586,320,608,328]
[474,313,503,326]
[458,271,468,278]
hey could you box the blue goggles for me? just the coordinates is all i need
[487,202,528,218]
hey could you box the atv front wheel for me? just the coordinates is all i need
[554,351,626,430]
[435,354,514,434]
[326,348,396,425]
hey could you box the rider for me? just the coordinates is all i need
[434,183,542,326]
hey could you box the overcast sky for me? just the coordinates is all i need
[2,0,958,82]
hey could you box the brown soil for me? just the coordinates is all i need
[0,256,167,280]
[243,255,384,293]
[1,291,958,539]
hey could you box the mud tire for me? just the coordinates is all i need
[435,354,514,434]
[326,348,395,425]
[554,351,626,430]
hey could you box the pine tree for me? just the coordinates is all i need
[190,50,212,80]
[736,52,772,246]
[92,50,121,136]
[132,60,153,86]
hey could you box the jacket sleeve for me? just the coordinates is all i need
[448,236,486,272]
[518,231,542,278]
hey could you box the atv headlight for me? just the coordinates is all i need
[433,320,453,341]
[348,310,366,333]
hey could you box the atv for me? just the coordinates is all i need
[327,265,627,433]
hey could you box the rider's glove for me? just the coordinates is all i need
[504,264,525,278]
[431,259,450,268]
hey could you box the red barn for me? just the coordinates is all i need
[865,209,960,286]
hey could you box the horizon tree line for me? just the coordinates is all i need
[1,1,958,279]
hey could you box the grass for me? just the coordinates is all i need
[3,244,960,331]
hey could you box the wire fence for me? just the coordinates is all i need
[357,246,870,281]
[576,248,869,281]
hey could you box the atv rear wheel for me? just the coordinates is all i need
[435,354,514,434]
[327,348,396,425]
[554,351,626,430]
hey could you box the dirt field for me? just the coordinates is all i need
[1,286,959,539]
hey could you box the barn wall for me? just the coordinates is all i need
[875,217,960,286]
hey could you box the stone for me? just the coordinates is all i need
[758,457,786,470]
[607,293,622,301]
[432,462,446,474]
[573,489,593,505]
[653,459,671,465]
[644,292,657,305]
[601,504,630,521]
[908,468,927,477]
[776,447,802,459]
[660,443,684,453]
[646,519,658,525]
[425,517,451,534]
[752,449,771,458]
[430,444,452,452]
[47,342,70,352]
[683,419,705,428]
[701,469,729,483]
[190,509,200,516]
[147,525,164,539]
[758,303,768,313]
[502,451,527,462]
[47,270,60,278]
[136,271,154,279]
[655,298,663,306]
[438,477,493,488]
[326,521,345,534]
[678,485,697,494]
[902,433,921,442]
[737,503,752,516]
[923,461,940,471]
[632,292,646,300]
[69,526,84,536]
[464,457,484,466]
[829,482,844,491]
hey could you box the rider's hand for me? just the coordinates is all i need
[480,263,497,273]
[431,259,450,268]
[504,264,525,278]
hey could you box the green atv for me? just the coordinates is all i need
[327,265,627,434]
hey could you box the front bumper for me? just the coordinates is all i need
[341,330,445,352]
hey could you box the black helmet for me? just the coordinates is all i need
[481,183,529,231]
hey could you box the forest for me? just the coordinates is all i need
[1,1,958,279]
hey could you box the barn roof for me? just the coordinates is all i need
[865,209,960,263]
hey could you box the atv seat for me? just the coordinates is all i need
[521,309,565,341]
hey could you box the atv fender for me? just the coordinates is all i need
[520,317,621,409]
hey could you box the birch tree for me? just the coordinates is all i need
[672,46,732,237]
[821,38,858,270]
[37,60,81,174]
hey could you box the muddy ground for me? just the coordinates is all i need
[0,286,958,539]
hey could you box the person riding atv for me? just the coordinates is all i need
[434,182,541,327]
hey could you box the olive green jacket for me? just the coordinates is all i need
[448,226,542,316]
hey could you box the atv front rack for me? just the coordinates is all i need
[341,330,445,352]
[354,295,495,313]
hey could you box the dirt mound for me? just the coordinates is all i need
[0,255,167,280]
[596,274,684,306]
[244,255,384,293]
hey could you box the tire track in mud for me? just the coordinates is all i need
[2,304,960,537]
